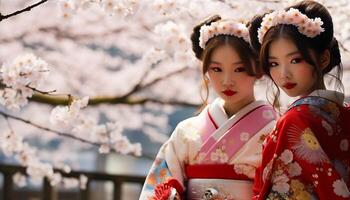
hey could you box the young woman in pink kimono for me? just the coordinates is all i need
[139,15,277,200]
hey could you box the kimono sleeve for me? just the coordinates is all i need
[254,106,350,200]
[139,120,193,200]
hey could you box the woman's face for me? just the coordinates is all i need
[207,44,256,110]
[268,38,319,97]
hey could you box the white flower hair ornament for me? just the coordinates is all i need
[258,8,325,44]
[199,20,250,49]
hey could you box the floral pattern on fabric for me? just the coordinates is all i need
[140,101,277,200]
[234,163,257,178]
[267,179,313,200]
[287,126,328,164]
[264,149,310,199]
[145,159,173,192]
[210,148,229,163]
[253,95,350,200]
[333,179,350,198]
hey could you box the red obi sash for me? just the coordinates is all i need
[185,164,251,180]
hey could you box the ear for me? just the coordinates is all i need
[320,49,330,70]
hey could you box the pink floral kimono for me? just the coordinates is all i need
[139,98,277,200]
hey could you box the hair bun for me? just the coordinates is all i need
[191,15,221,60]
[248,14,264,53]
[324,37,341,73]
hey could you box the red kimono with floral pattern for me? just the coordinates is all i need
[253,92,350,200]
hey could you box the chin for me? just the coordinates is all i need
[283,90,299,98]
[221,95,238,102]
[288,93,299,97]
[221,95,234,100]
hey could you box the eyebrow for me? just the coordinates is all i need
[269,51,300,59]
[210,60,245,65]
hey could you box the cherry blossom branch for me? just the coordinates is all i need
[121,66,190,98]
[0,110,155,160]
[28,66,199,107]
[127,98,200,107]
[138,66,191,94]
[339,41,350,53]
[216,0,238,9]
[26,85,57,95]
[0,110,100,146]
[0,33,27,44]
[0,26,126,44]
[1,114,14,131]
[121,67,156,99]
[37,26,125,41]
[0,0,50,22]
[30,93,200,107]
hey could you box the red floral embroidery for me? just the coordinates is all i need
[152,178,183,200]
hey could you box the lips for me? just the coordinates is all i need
[222,90,236,96]
[283,82,297,89]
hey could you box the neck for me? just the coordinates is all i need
[300,80,326,97]
[223,96,255,118]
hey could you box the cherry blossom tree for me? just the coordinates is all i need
[1,0,349,189]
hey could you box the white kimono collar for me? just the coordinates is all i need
[308,90,344,106]
[208,98,268,128]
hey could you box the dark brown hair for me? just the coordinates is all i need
[249,0,343,109]
[191,15,260,109]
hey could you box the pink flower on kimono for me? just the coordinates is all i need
[234,164,244,174]
[272,173,290,194]
[210,148,228,163]
[262,110,275,120]
[280,149,293,165]
[340,139,349,152]
[240,132,250,142]
[321,120,333,136]
[262,159,274,182]
[234,164,256,178]
[194,152,206,164]
[288,162,302,177]
[333,179,350,198]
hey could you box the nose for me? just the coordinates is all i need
[280,64,291,79]
[223,72,235,87]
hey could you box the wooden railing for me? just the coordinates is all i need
[0,163,146,200]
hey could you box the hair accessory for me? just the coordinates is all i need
[258,8,324,44]
[199,20,249,49]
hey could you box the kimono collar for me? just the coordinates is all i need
[208,98,268,127]
[308,90,344,106]
[288,90,344,123]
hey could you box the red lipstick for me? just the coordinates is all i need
[283,82,297,89]
[222,90,236,96]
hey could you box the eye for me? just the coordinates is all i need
[268,62,278,68]
[234,66,247,72]
[210,66,222,72]
[291,57,303,64]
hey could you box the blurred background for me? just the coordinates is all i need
[0,0,349,199]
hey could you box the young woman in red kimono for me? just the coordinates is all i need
[248,0,350,199]
[139,15,277,200]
